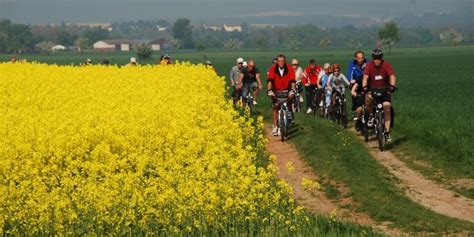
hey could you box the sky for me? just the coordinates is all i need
[0,0,471,24]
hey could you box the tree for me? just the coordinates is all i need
[172,18,194,49]
[319,37,332,50]
[83,28,109,46]
[250,30,268,51]
[439,28,464,46]
[74,37,89,53]
[196,44,205,52]
[346,37,362,50]
[284,38,301,51]
[378,21,401,53]
[0,20,34,53]
[35,41,55,54]
[223,38,243,51]
[135,43,153,60]
[57,31,77,46]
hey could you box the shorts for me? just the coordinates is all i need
[232,87,241,100]
[242,82,258,98]
[354,94,365,107]
[272,90,290,109]
[370,89,391,103]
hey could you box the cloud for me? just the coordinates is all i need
[242,11,304,17]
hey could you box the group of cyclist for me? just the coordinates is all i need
[229,48,397,143]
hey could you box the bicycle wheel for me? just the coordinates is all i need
[377,112,385,151]
[362,108,369,142]
[341,101,348,129]
[295,95,300,113]
[248,96,254,114]
[280,110,287,142]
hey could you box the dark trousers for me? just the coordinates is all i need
[305,85,316,110]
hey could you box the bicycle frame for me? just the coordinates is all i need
[277,101,290,142]
[372,89,388,151]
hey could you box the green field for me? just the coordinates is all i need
[2,46,473,233]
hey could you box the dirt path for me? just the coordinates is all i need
[264,126,403,236]
[354,129,474,224]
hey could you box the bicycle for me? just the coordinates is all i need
[312,88,325,117]
[371,88,390,151]
[359,103,370,142]
[272,91,292,142]
[330,90,348,128]
[293,82,302,113]
[277,100,291,142]
[241,84,255,114]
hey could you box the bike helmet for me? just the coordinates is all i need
[205,60,212,65]
[164,54,171,59]
[102,59,110,65]
[371,48,384,59]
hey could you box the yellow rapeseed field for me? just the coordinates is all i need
[0,62,307,235]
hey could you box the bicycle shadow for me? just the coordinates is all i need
[287,123,303,140]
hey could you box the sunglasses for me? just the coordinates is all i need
[238,62,243,64]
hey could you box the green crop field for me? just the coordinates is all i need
[1,46,473,234]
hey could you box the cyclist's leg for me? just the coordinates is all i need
[383,101,392,132]
[325,90,332,108]
[305,86,313,110]
[241,84,250,102]
[355,95,364,119]
[365,92,374,115]
[251,82,259,102]
[272,99,280,127]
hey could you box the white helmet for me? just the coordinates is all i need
[242,61,248,67]
[130,57,137,63]
[237,57,244,63]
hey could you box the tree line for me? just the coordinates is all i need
[0,18,470,54]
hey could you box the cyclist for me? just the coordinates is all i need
[327,64,350,107]
[291,59,304,110]
[347,51,367,119]
[205,60,215,71]
[301,59,322,114]
[238,59,262,108]
[230,58,245,105]
[267,57,277,77]
[362,48,397,143]
[160,54,172,65]
[318,63,332,111]
[127,57,138,66]
[267,54,296,136]
[10,56,17,63]
[85,58,92,66]
[102,59,110,66]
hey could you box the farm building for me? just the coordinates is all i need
[51,44,66,51]
[150,39,173,51]
[93,40,134,51]
[203,24,242,32]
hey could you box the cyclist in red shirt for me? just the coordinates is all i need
[362,48,397,143]
[301,59,322,114]
[267,54,297,136]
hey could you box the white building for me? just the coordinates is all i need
[223,24,242,32]
[93,40,134,51]
[203,24,242,32]
[150,39,173,51]
[51,44,66,51]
